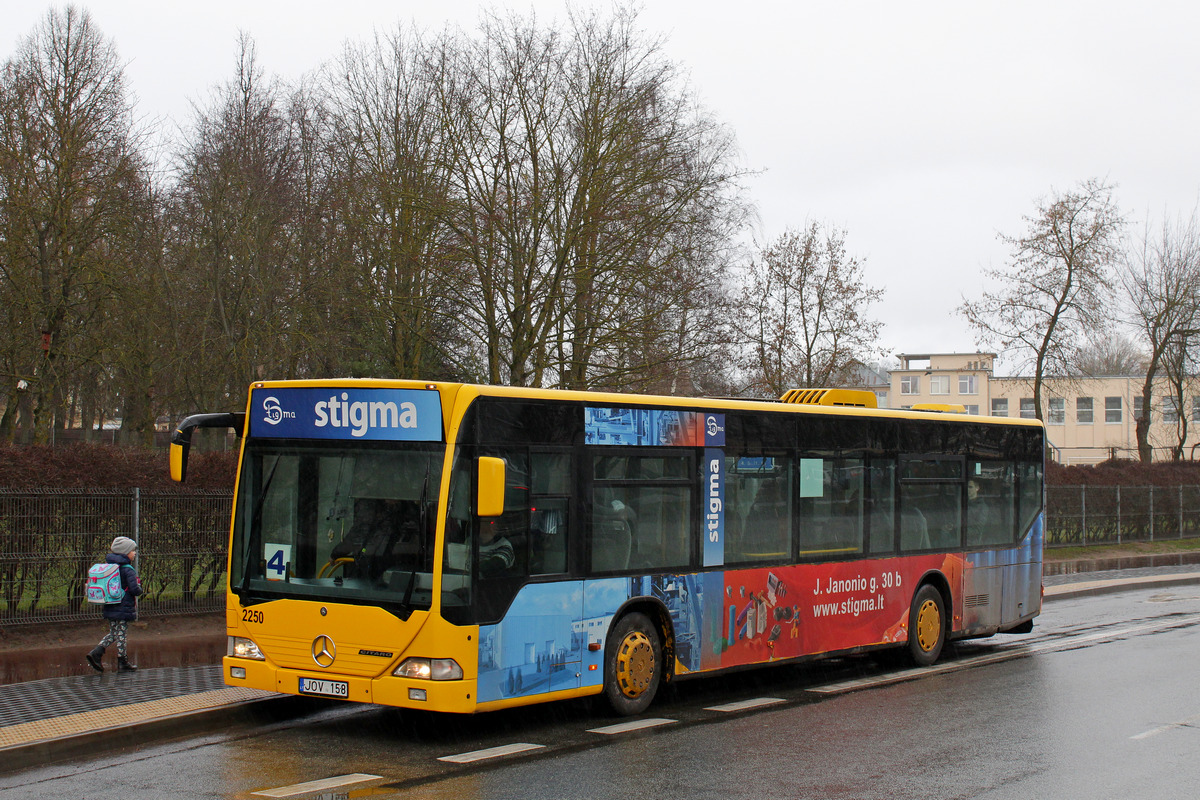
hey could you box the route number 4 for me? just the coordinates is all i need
[264,544,291,581]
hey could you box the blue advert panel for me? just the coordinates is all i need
[248,387,443,441]
[703,448,725,567]
[584,408,725,447]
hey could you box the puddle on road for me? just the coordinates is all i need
[1043,551,1200,576]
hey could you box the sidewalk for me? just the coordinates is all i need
[0,665,278,770]
[2,561,1199,770]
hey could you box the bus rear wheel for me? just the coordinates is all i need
[604,612,661,716]
[907,584,946,666]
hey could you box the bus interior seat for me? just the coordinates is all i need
[746,481,790,556]
[530,507,566,573]
[901,506,931,550]
[592,515,631,572]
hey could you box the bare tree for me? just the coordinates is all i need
[166,35,302,410]
[439,6,746,390]
[960,178,1125,422]
[323,27,466,380]
[737,223,884,398]
[1159,339,1198,460]
[1071,333,1147,377]
[1123,212,1200,461]
[0,7,149,443]
[552,7,747,392]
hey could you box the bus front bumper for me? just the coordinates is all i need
[222,656,479,713]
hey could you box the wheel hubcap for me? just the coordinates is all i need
[916,599,941,652]
[616,631,655,698]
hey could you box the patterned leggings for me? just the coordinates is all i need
[98,620,129,657]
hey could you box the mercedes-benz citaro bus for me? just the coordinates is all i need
[170,380,1044,716]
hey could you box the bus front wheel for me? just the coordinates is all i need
[907,584,946,666]
[604,612,661,716]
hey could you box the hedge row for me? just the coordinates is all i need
[0,443,237,490]
[2,444,1198,491]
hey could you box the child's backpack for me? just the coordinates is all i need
[86,563,125,604]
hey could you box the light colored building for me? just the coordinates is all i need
[888,352,1200,465]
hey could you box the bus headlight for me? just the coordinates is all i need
[229,636,265,660]
[393,657,463,681]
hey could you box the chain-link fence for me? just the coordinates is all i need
[0,488,232,626]
[1047,485,1200,547]
[1,485,1195,624]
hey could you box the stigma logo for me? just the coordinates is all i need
[706,415,724,437]
[707,456,723,543]
[705,414,726,446]
[314,392,420,438]
[262,396,295,426]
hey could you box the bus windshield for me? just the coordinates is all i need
[230,441,444,615]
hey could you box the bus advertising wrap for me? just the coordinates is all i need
[248,387,442,441]
[475,555,967,703]
[584,407,725,447]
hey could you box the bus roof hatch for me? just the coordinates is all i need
[778,389,878,408]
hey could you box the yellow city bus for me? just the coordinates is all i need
[171,379,1044,715]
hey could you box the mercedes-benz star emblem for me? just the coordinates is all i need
[311,635,336,668]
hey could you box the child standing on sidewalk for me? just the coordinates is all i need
[86,536,144,673]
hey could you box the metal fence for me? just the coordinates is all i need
[0,488,232,626]
[1046,485,1200,547]
[0,485,1195,625]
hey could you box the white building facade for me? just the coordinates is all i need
[888,353,1200,465]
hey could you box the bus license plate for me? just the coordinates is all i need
[299,677,349,698]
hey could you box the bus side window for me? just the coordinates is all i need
[743,477,791,559]
[900,486,932,551]
[967,462,1014,547]
[592,490,633,572]
[1016,460,1043,538]
[530,451,571,575]
[474,451,530,580]
[798,457,864,558]
[590,453,692,573]
[867,459,896,553]
[899,457,962,551]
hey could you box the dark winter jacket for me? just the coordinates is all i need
[102,552,143,621]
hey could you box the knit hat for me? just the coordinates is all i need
[111,536,138,555]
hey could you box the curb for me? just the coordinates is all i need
[1043,571,1200,601]
[0,693,306,772]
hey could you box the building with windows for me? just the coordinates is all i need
[889,353,1200,464]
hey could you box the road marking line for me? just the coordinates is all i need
[438,742,545,763]
[1046,618,1189,649]
[810,650,1027,694]
[1131,712,1200,741]
[706,697,786,712]
[252,773,382,797]
[811,616,1200,695]
[588,718,676,735]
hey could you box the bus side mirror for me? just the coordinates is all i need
[477,456,506,517]
[169,440,189,483]
[170,412,247,483]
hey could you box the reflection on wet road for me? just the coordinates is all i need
[4,587,1200,799]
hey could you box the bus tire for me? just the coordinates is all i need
[907,584,946,666]
[604,612,661,716]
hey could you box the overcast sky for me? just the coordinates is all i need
[4,1,1199,374]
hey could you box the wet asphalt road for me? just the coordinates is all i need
[4,585,1200,799]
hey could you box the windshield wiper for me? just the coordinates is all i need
[237,455,281,598]
[400,465,431,609]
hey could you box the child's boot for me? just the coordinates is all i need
[117,656,137,673]
[86,646,105,672]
